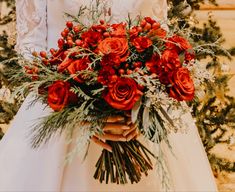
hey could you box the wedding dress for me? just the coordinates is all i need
[0,0,218,191]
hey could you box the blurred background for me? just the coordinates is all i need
[0,0,235,191]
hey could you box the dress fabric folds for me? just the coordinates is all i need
[0,0,218,191]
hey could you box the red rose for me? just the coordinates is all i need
[98,66,116,85]
[101,53,121,68]
[47,81,77,111]
[145,54,161,74]
[132,36,152,52]
[168,68,195,101]
[103,77,143,110]
[161,49,181,72]
[81,30,102,47]
[110,23,126,37]
[166,35,192,53]
[98,37,129,62]
[67,57,89,83]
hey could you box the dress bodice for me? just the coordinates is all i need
[15,0,167,57]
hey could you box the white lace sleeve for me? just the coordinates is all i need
[15,0,47,57]
[152,0,168,22]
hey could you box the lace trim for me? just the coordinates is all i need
[15,0,47,57]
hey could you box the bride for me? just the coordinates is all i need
[0,0,218,191]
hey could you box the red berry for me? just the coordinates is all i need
[140,20,147,27]
[32,51,38,57]
[152,22,160,29]
[100,20,105,24]
[125,63,129,68]
[64,28,70,33]
[143,23,151,31]
[67,36,73,41]
[134,67,140,72]
[40,51,47,58]
[111,75,118,82]
[32,67,39,73]
[75,39,82,46]
[58,38,64,48]
[24,66,30,70]
[67,39,74,47]
[42,58,49,65]
[61,31,67,38]
[64,51,69,56]
[73,26,80,33]
[27,69,33,74]
[66,21,73,28]
[137,26,143,32]
[127,70,133,75]
[133,62,142,68]
[103,32,110,37]
[50,48,56,55]
[118,69,125,75]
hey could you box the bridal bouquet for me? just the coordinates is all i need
[13,7,210,186]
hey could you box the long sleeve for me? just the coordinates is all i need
[15,0,47,57]
[152,0,168,21]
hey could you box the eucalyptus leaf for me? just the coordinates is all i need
[131,98,142,123]
[143,106,150,132]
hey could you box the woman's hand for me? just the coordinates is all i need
[91,116,139,152]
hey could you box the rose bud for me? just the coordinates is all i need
[66,21,73,29]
